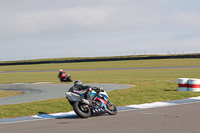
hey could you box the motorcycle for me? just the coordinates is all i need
[58,73,72,82]
[65,87,117,118]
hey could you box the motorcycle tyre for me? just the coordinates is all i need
[107,101,117,115]
[67,77,73,82]
[59,77,72,82]
[73,101,91,118]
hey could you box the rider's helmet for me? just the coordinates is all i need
[59,69,63,72]
[74,80,83,86]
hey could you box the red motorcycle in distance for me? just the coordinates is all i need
[58,69,72,82]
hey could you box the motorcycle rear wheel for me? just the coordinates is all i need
[73,101,91,118]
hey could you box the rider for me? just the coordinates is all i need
[58,69,70,79]
[58,69,66,78]
[69,80,102,105]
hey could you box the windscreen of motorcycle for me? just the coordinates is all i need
[91,90,108,99]
[100,91,108,99]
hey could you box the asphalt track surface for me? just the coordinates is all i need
[2,101,200,133]
[0,83,133,105]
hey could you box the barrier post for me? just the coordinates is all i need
[178,78,189,91]
[189,79,200,92]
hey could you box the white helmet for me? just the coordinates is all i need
[74,80,83,86]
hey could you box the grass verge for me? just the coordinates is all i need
[0,58,200,72]
[0,91,22,98]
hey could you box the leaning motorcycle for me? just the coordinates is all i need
[65,87,117,118]
[59,73,72,82]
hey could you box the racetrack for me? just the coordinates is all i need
[1,87,200,133]
[0,83,133,105]
[1,66,200,132]
[2,101,200,133]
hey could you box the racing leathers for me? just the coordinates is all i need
[68,84,101,105]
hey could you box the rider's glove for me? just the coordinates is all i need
[99,87,104,92]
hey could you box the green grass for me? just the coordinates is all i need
[0,58,200,72]
[0,91,22,98]
[0,59,200,118]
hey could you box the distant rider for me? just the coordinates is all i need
[68,80,102,105]
[58,69,67,78]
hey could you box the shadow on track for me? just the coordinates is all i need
[56,113,109,120]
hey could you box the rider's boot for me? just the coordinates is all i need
[82,98,92,106]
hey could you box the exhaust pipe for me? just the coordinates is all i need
[82,99,90,105]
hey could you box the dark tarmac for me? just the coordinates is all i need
[0,83,133,105]
[1,101,200,133]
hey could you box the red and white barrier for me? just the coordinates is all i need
[178,78,200,92]
[178,78,189,91]
[189,79,200,92]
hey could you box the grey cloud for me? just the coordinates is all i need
[1,0,200,61]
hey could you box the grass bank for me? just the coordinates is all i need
[0,91,22,98]
[0,58,200,72]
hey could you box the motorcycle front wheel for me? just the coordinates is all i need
[106,100,117,115]
[73,101,91,118]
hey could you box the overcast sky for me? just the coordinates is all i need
[0,0,200,61]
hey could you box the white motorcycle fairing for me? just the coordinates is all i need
[65,92,82,102]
